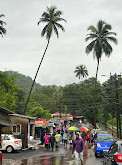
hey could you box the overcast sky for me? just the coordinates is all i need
[0,0,122,86]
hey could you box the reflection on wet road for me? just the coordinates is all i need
[16,155,74,165]
[13,143,103,165]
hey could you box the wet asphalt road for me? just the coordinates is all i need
[3,143,104,165]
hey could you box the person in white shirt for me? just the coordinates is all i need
[63,131,68,148]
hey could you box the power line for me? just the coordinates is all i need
[111,59,122,73]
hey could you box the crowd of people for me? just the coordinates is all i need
[43,128,97,165]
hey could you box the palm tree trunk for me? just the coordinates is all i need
[24,38,50,114]
[94,60,100,128]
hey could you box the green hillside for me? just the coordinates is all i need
[5,71,42,93]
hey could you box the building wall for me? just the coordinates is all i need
[2,116,28,149]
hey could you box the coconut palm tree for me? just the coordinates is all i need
[0,14,6,37]
[85,20,117,127]
[24,6,66,114]
[74,65,88,81]
[85,20,117,80]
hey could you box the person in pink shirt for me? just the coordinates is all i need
[43,133,50,150]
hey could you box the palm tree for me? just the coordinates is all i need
[74,65,88,81]
[85,20,117,127]
[24,6,66,114]
[0,14,6,37]
[85,20,117,80]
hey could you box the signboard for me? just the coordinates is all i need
[35,120,49,127]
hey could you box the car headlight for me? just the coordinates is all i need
[97,143,101,148]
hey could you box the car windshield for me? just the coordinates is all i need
[97,135,114,142]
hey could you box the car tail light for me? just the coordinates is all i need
[115,154,122,162]
[14,141,18,144]
[0,151,2,165]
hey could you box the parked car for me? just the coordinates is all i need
[0,134,22,153]
[0,151,2,165]
[95,134,114,157]
[103,141,122,165]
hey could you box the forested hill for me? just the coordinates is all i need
[5,71,42,93]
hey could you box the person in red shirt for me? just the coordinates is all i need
[86,131,91,143]
[43,133,50,150]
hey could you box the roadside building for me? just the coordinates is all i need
[2,114,36,149]
[0,107,13,147]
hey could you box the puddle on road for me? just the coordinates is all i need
[13,143,99,165]
[15,155,74,165]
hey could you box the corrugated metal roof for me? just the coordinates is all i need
[9,113,37,120]
[0,107,13,126]
[0,107,13,114]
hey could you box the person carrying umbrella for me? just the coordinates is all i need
[72,132,84,165]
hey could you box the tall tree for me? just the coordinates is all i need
[0,14,6,37]
[85,20,117,80]
[24,6,66,114]
[74,65,88,81]
[85,20,117,127]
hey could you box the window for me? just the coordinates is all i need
[12,124,21,134]
[97,135,114,142]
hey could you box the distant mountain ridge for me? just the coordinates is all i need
[5,71,42,93]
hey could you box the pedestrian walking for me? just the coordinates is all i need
[86,131,91,143]
[55,132,60,150]
[49,134,55,151]
[72,132,84,165]
[63,131,68,148]
[81,131,86,142]
[68,132,73,149]
[43,133,50,151]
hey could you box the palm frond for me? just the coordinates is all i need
[41,25,48,37]
[102,40,113,57]
[53,17,67,22]
[54,10,62,17]
[97,20,104,33]
[53,24,59,37]
[0,20,6,26]
[0,26,6,34]
[85,33,97,41]
[88,25,97,33]
[106,36,118,44]
[55,23,65,31]
[0,14,5,18]
[86,40,96,54]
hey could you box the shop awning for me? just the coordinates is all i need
[49,120,60,124]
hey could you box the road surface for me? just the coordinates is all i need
[3,143,104,165]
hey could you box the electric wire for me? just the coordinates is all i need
[111,59,122,73]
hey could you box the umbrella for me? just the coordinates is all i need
[90,124,94,128]
[79,127,89,132]
[68,126,79,131]
[55,128,61,131]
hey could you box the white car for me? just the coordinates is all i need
[0,134,22,153]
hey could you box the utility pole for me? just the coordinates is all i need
[115,73,121,139]
[110,73,114,135]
